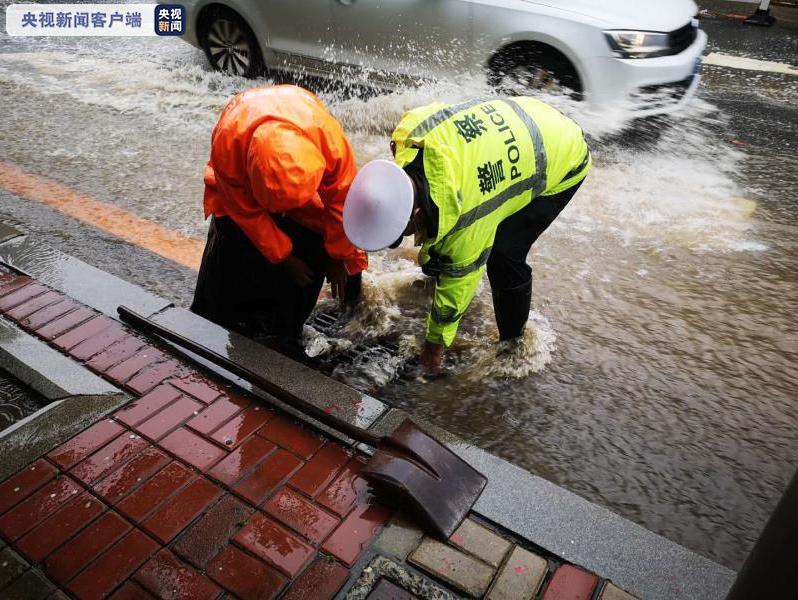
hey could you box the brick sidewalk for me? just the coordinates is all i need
[0,269,391,599]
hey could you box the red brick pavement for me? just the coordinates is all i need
[0,269,391,599]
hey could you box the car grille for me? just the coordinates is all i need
[667,22,698,55]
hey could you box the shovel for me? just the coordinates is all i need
[118,305,487,539]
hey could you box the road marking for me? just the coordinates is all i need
[704,52,798,75]
[0,161,203,270]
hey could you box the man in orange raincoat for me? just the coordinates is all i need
[191,85,367,353]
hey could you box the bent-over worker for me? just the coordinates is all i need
[192,85,367,354]
[342,97,590,373]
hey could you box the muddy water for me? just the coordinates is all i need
[1,19,796,569]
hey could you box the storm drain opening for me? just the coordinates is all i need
[0,369,49,434]
[306,310,407,386]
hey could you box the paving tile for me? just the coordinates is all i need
[289,442,350,498]
[258,414,325,460]
[207,435,276,487]
[168,374,224,404]
[173,494,254,569]
[542,565,598,600]
[87,335,148,373]
[599,583,639,600]
[264,487,339,545]
[108,581,156,600]
[450,519,512,568]
[68,326,129,361]
[210,405,271,449]
[0,459,57,514]
[321,502,392,567]
[105,347,167,384]
[52,315,116,351]
[373,514,425,562]
[16,492,105,562]
[6,290,62,321]
[0,476,82,541]
[0,282,49,312]
[35,307,96,340]
[47,419,124,470]
[207,545,287,600]
[0,547,28,591]
[409,537,495,598]
[114,385,183,427]
[233,449,303,506]
[160,428,228,471]
[233,513,314,577]
[486,546,548,600]
[187,395,249,436]
[17,298,79,331]
[92,446,171,504]
[44,511,132,585]
[367,578,417,600]
[134,395,202,441]
[0,274,32,298]
[126,360,189,395]
[134,549,221,600]
[67,529,159,600]
[69,433,148,485]
[142,477,222,544]
[116,462,194,522]
[316,458,368,517]
[2,568,55,599]
[282,557,349,600]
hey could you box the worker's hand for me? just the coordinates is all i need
[326,259,349,303]
[282,254,314,287]
[419,341,444,374]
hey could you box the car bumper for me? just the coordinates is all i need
[583,29,707,116]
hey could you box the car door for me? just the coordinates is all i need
[330,0,474,79]
[256,0,337,63]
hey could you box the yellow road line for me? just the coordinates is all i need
[0,161,203,270]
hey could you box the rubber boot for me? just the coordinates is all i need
[491,279,532,341]
[744,8,775,26]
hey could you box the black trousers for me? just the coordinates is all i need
[486,180,584,339]
[190,216,327,340]
[487,180,584,289]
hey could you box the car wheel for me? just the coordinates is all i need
[488,44,582,99]
[199,8,264,78]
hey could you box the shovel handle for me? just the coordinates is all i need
[117,306,384,448]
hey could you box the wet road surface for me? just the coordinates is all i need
[1,0,797,570]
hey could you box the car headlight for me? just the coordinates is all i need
[603,30,670,59]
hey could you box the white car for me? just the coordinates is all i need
[180,0,707,115]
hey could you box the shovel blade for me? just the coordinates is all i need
[361,419,487,539]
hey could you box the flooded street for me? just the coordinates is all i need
[1,3,796,571]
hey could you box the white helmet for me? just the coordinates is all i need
[343,159,414,252]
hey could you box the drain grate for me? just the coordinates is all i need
[307,311,404,378]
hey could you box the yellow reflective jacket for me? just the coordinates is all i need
[392,97,591,346]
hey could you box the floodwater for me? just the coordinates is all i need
[1,7,797,570]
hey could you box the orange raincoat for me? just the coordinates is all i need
[203,85,367,274]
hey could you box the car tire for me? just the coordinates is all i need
[198,7,264,78]
[488,44,582,99]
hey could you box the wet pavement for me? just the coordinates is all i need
[1,0,797,571]
[0,372,43,432]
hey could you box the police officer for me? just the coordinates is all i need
[342,96,590,373]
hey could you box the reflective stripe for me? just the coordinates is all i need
[408,97,492,139]
[445,99,549,237]
[561,148,590,183]
[448,174,535,235]
[435,245,492,278]
[503,99,547,196]
[430,305,463,324]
